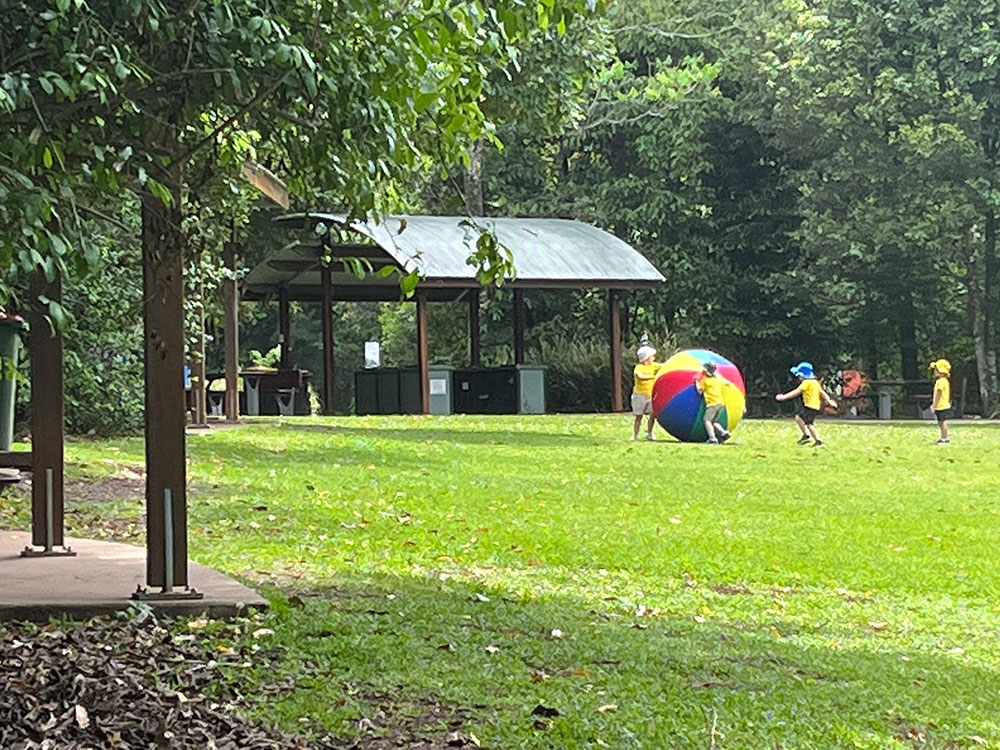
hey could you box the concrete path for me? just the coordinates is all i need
[0,530,267,622]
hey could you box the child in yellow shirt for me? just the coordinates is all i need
[775,361,837,447]
[694,361,731,444]
[631,346,660,441]
[930,359,951,444]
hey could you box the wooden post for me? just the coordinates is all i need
[190,269,207,426]
[608,290,623,412]
[513,289,525,365]
[141,180,189,590]
[278,285,291,369]
[321,264,335,414]
[469,288,481,367]
[222,242,240,423]
[416,292,430,414]
[28,271,65,551]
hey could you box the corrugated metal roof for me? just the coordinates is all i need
[272,214,664,286]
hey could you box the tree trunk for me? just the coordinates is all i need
[970,276,992,415]
[464,138,485,216]
[984,213,999,413]
[897,292,919,381]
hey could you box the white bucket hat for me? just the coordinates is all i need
[637,345,657,362]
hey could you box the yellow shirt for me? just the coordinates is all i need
[801,378,822,410]
[933,377,951,410]
[633,363,659,397]
[698,375,725,406]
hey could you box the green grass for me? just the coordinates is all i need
[3,416,999,748]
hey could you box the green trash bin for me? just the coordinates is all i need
[0,316,26,451]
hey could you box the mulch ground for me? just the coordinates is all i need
[0,614,335,749]
[1,613,483,749]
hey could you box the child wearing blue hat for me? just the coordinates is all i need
[775,361,837,446]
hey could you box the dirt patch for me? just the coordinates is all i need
[66,476,145,504]
[346,693,484,749]
[13,474,145,505]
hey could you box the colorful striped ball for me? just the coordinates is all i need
[652,349,746,442]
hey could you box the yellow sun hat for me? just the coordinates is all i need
[929,359,951,374]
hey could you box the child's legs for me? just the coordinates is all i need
[703,405,723,439]
[646,414,656,435]
[940,419,948,439]
[806,423,821,441]
[633,415,643,436]
[793,414,808,434]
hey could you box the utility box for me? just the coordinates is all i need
[452,366,547,414]
[428,365,455,415]
[355,368,421,414]
[517,365,547,414]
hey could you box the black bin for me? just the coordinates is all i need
[452,367,518,414]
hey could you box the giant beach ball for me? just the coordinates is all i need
[652,349,746,442]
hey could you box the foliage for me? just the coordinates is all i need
[6,417,999,747]
[58,229,145,436]
[728,0,1000,409]
[0,0,606,302]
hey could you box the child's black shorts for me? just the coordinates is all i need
[934,408,950,423]
[799,407,821,425]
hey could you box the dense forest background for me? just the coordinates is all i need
[17,0,1000,431]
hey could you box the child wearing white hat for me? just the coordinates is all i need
[631,345,660,441]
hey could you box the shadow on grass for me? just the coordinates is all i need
[244,421,602,448]
[233,572,998,749]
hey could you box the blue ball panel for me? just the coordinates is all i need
[656,384,706,442]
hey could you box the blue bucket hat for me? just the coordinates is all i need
[790,361,814,378]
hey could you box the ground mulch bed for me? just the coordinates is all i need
[1,613,485,749]
[0,614,335,750]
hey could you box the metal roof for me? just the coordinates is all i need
[243,214,664,302]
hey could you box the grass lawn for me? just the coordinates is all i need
[2,415,999,748]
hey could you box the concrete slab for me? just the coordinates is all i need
[0,530,267,622]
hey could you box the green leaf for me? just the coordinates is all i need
[400,269,420,298]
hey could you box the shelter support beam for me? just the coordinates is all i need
[469,289,481,367]
[223,242,240,422]
[141,185,190,591]
[278,285,291,369]
[417,292,430,414]
[190,270,207,426]
[27,271,67,553]
[513,289,526,366]
[609,291,624,412]
[321,265,335,414]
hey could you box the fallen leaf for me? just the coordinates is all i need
[74,704,90,729]
[596,704,618,713]
[550,628,564,639]
[531,704,560,718]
